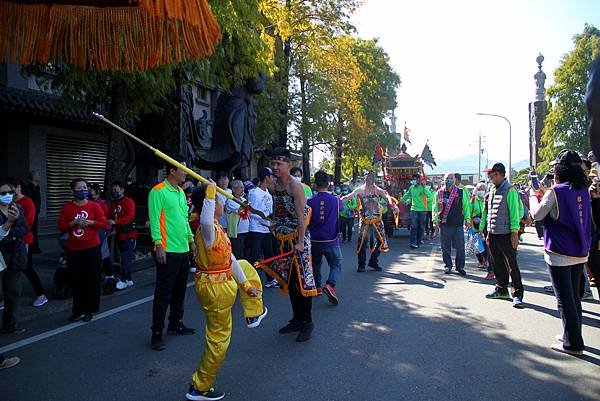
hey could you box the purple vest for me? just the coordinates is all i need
[544,183,591,257]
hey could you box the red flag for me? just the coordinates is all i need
[372,143,387,165]
[403,124,411,144]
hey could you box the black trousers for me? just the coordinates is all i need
[488,234,523,298]
[67,246,102,315]
[230,233,248,260]
[424,211,433,235]
[288,266,312,324]
[548,263,584,351]
[2,269,23,330]
[340,217,354,241]
[587,244,600,298]
[151,252,190,333]
[24,247,44,296]
[535,220,544,238]
[248,232,275,282]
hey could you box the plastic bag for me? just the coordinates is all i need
[465,229,485,256]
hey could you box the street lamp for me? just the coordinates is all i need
[476,112,512,181]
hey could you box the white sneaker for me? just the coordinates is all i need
[126,280,134,287]
[33,294,48,307]
[116,281,128,290]
[189,267,197,273]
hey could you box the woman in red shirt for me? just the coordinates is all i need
[9,179,47,307]
[58,178,107,322]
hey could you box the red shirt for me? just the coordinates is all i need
[110,196,137,240]
[58,201,107,251]
[16,195,36,245]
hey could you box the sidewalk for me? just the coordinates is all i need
[4,234,158,323]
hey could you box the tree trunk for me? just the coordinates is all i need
[352,164,358,183]
[333,116,345,185]
[299,71,311,184]
[104,79,128,195]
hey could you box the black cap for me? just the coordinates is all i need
[258,167,273,181]
[482,162,506,174]
[552,149,582,167]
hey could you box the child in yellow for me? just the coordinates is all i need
[186,182,267,401]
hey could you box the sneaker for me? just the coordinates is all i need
[151,332,165,351]
[551,343,583,356]
[544,285,555,294]
[484,272,495,280]
[189,266,197,273]
[33,294,48,307]
[246,307,268,328]
[444,267,451,274]
[357,266,365,272]
[3,326,25,334]
[167,321,195,335]
[410,243,419,249]
[419,240,425,246]
[323,283,339,305]
[68,313,84,322]
[512,296,524,308]
[279,320,303,334]
[82,313,93,322]
[265,279,279,288]
[296,322,314,342]
[368,262,382,271]
[316,287,323,296]
[457,269,466,277]
[116,280,128,290]
[103,277,116,295]
[581,291,594,301]
[485,289,510,300]
[186,385,225,401]
[126,280,134,287]
[0,356,21,370]
[0,301,4,310]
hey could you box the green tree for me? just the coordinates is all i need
[540,24,600,163]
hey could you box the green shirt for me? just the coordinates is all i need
[480,185,521,233]
[340,198,357,217]
[402,185,432,212]
[471,196,484,232]
[302,183,313,199]
[148,179,193,253]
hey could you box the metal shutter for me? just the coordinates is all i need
[46,134,108,218]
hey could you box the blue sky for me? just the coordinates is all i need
[352,0,600,174]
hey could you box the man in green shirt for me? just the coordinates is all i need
[402,173,433,248]
[339,187,357,242]
[149,155,197,351]
[480,163,525,308]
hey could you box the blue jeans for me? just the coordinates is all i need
[410,211,427,245]
[440,225,465,270]
[312,245,342,288]
[119,239,136,281]
[548,263,584,350]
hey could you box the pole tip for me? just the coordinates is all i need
[92,112,104,119]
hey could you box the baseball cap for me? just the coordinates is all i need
[243,180,256,191]
[551,149,582,167]
[482,162,506,174]
[258,167,273,181]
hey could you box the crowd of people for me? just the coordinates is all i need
[0,146,598,401]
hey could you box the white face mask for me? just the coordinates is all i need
[292,176,301,183]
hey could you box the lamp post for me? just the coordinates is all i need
[476,113,512,181]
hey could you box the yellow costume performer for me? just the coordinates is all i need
[187,184,267,401]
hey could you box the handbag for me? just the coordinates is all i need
[465,229,484,257]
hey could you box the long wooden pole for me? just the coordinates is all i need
[92,112,267,219]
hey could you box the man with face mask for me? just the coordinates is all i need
[341,171,397,272]
[472,182,493,279]
[480,163,524,308]
[108,181,137,290]
[402,173,432,248]
[433,173,472,276]
[290,166,313,199]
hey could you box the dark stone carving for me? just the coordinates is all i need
[192,73,265,176]
[587,57,600,159]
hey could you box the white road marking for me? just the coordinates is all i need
[0,281,195,354]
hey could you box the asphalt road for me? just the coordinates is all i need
[1,228,599,401]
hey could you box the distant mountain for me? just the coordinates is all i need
[423,154,529,174]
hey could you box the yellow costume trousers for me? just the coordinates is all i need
[191,260,263,391]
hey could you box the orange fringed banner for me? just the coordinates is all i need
[0,0,222,72]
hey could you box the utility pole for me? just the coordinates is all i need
[478,130,482,182]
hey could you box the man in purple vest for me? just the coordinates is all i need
[480,163,525,308]
[307,170,343,305]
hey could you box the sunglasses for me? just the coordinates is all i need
[0,190,15,196]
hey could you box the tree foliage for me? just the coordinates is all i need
[540,24,600,163]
